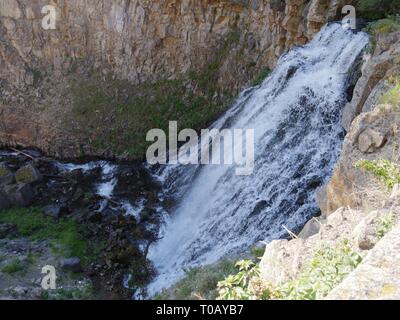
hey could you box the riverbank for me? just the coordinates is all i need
[0,149,165,299]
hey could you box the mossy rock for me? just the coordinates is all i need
[0,165,10,177]
[15,164,42,184]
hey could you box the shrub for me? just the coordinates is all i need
[275,240,362,300]
[155,259,237,300]
[217,260,260,300]
[355,159,400,190]
[217,240,362,300]
[2,259,23,274]
[364,17,400,35]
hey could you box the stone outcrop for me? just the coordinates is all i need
[326,222,400,299]
[260,185,400,299]
[0,0,351,158]
[317,32,400,216]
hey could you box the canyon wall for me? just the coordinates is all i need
[0,0,350,157]
[317,31,400,215]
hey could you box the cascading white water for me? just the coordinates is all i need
[147,23,369,295]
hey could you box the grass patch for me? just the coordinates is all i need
[251,68,271,87]
[155,259,238,300]
[365,16,400,35]
[355,159,400,190]
[0,207,89,263]
[2,259,23,274]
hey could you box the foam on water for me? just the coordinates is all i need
[147,23,369,295]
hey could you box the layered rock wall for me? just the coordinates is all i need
[0,0,350,157]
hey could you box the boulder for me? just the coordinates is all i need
[15,164,42,184]
[5,184,35,207]
[358,128,387,153]
[43,205,65,219]
[59,257,82,273]
[0,164,15,185]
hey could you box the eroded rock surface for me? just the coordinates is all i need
[0,0,350,157]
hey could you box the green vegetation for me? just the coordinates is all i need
[376,213,395,239]
[217,260,260,300]
[217,240,362,300]
[41,284,93,300]
[155,259,238,300]
[252,68,271,87]
[2,259,23,274]
[355,159,400,190]
[0,207,89,262]
[379,76,400,108]
[357,1,400,20]
[275,241,362,300]
[365,16,400,35]
[15,166,34,184]
[251,245,266,259]
[68,31,242,158]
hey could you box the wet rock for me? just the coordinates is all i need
[0,224,17,239]
[59,257,82,273]
[12,184,35,207]
[0,191,11,210]
[43,205,65,219]
[15,164,42,184]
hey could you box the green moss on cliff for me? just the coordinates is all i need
[365,17,400,35]
[67,32,245,158]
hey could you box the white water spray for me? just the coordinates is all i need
[147,23,368,295]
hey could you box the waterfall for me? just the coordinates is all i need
[147,23,369,295]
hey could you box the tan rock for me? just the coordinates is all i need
[0,0,21,19]
[358,128,387,153]
[0,0,350,158]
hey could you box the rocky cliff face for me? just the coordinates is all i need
[317,31,400,215]
[0,0,350,158]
